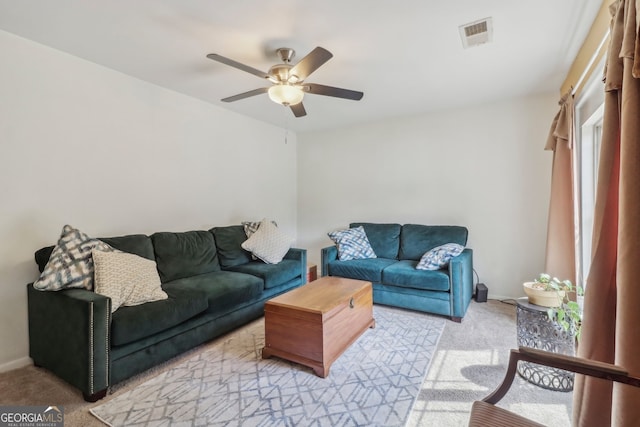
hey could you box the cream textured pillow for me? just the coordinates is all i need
[241,220,278,260]
[241,219,293,264]
[92,249,168,313]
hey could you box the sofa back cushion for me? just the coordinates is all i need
[151,231,220,282]
[210,225,253,268]
[399,224,468,261]
[349,222,401,259]
[35,246,55,273]
[33,234,154,272]
[99,234,155,260]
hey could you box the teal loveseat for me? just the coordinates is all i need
[27,225,306,401]
[321,222,473,321]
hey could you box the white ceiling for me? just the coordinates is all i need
[0,0,603,132]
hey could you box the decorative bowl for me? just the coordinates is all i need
[523,281,565,307]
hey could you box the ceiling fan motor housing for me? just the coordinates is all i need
[269,63,295,83]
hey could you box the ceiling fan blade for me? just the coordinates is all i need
[290,102,307,117]
[206,53,270,79]
[304,83,364,101]
[289,47,333,81]
[221,87,269,102]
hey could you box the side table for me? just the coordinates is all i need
[515,297,575,391]
[307,263,318,282]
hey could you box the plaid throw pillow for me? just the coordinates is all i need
[416,243,464,270]
[328,226,377,261]
[33,225,116,291]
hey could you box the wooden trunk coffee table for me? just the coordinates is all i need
[262,276,375,378]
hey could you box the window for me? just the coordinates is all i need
[574,62,605,288]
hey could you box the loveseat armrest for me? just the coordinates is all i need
[448,248,473,321]
[27,283,111,401]
[284,247,308,284]
[321,245,338,277]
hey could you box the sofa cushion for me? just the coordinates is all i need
[416,243,465,270]
[110,282,209,347]
[99,234,155,260]
[210,225,253,268]
[399,225,468,261]
[328,258,397,283]
[92,249,168,313]
[225,259,301,289]
[328,226,377,261]
[151,231,220,282]
[382,260,451,291]
[167,271,263,317]
[33,225,116,291]
[350,223,401,259]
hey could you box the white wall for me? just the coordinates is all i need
[0,30,297,370]
[0,27,559,370]
[297,93,556,301]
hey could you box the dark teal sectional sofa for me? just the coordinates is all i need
[27,225,306,401]
[321,223,473,321]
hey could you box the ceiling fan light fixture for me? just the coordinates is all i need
[208,46,362,117]
[268,84,304,106]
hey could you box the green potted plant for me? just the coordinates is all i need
[549,279,584,341]
[524,273,584,340]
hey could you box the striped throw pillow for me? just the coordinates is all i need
[328,226,377,261]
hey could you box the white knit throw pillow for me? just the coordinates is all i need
[241,219,293,264]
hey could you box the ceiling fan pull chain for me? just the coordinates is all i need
[284,108,289,144]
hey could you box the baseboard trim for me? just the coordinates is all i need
[0,356,32,373]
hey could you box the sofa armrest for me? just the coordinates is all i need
[448,248,473,319]
[321,245,338,277]
[27,283,111,399]
[284,247,308,284]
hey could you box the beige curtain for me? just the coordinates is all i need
[544,92,576,284]
[573,0,640,425]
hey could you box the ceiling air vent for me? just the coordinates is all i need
[459,17,493,49]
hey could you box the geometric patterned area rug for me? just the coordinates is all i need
[90,306,444,427]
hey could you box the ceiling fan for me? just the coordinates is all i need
[206,47,363,118]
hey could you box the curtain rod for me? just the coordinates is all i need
[572,28,611,96]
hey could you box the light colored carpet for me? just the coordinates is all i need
[0,300,573,426]
[408,299,573,426]
[90,306,444,426]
